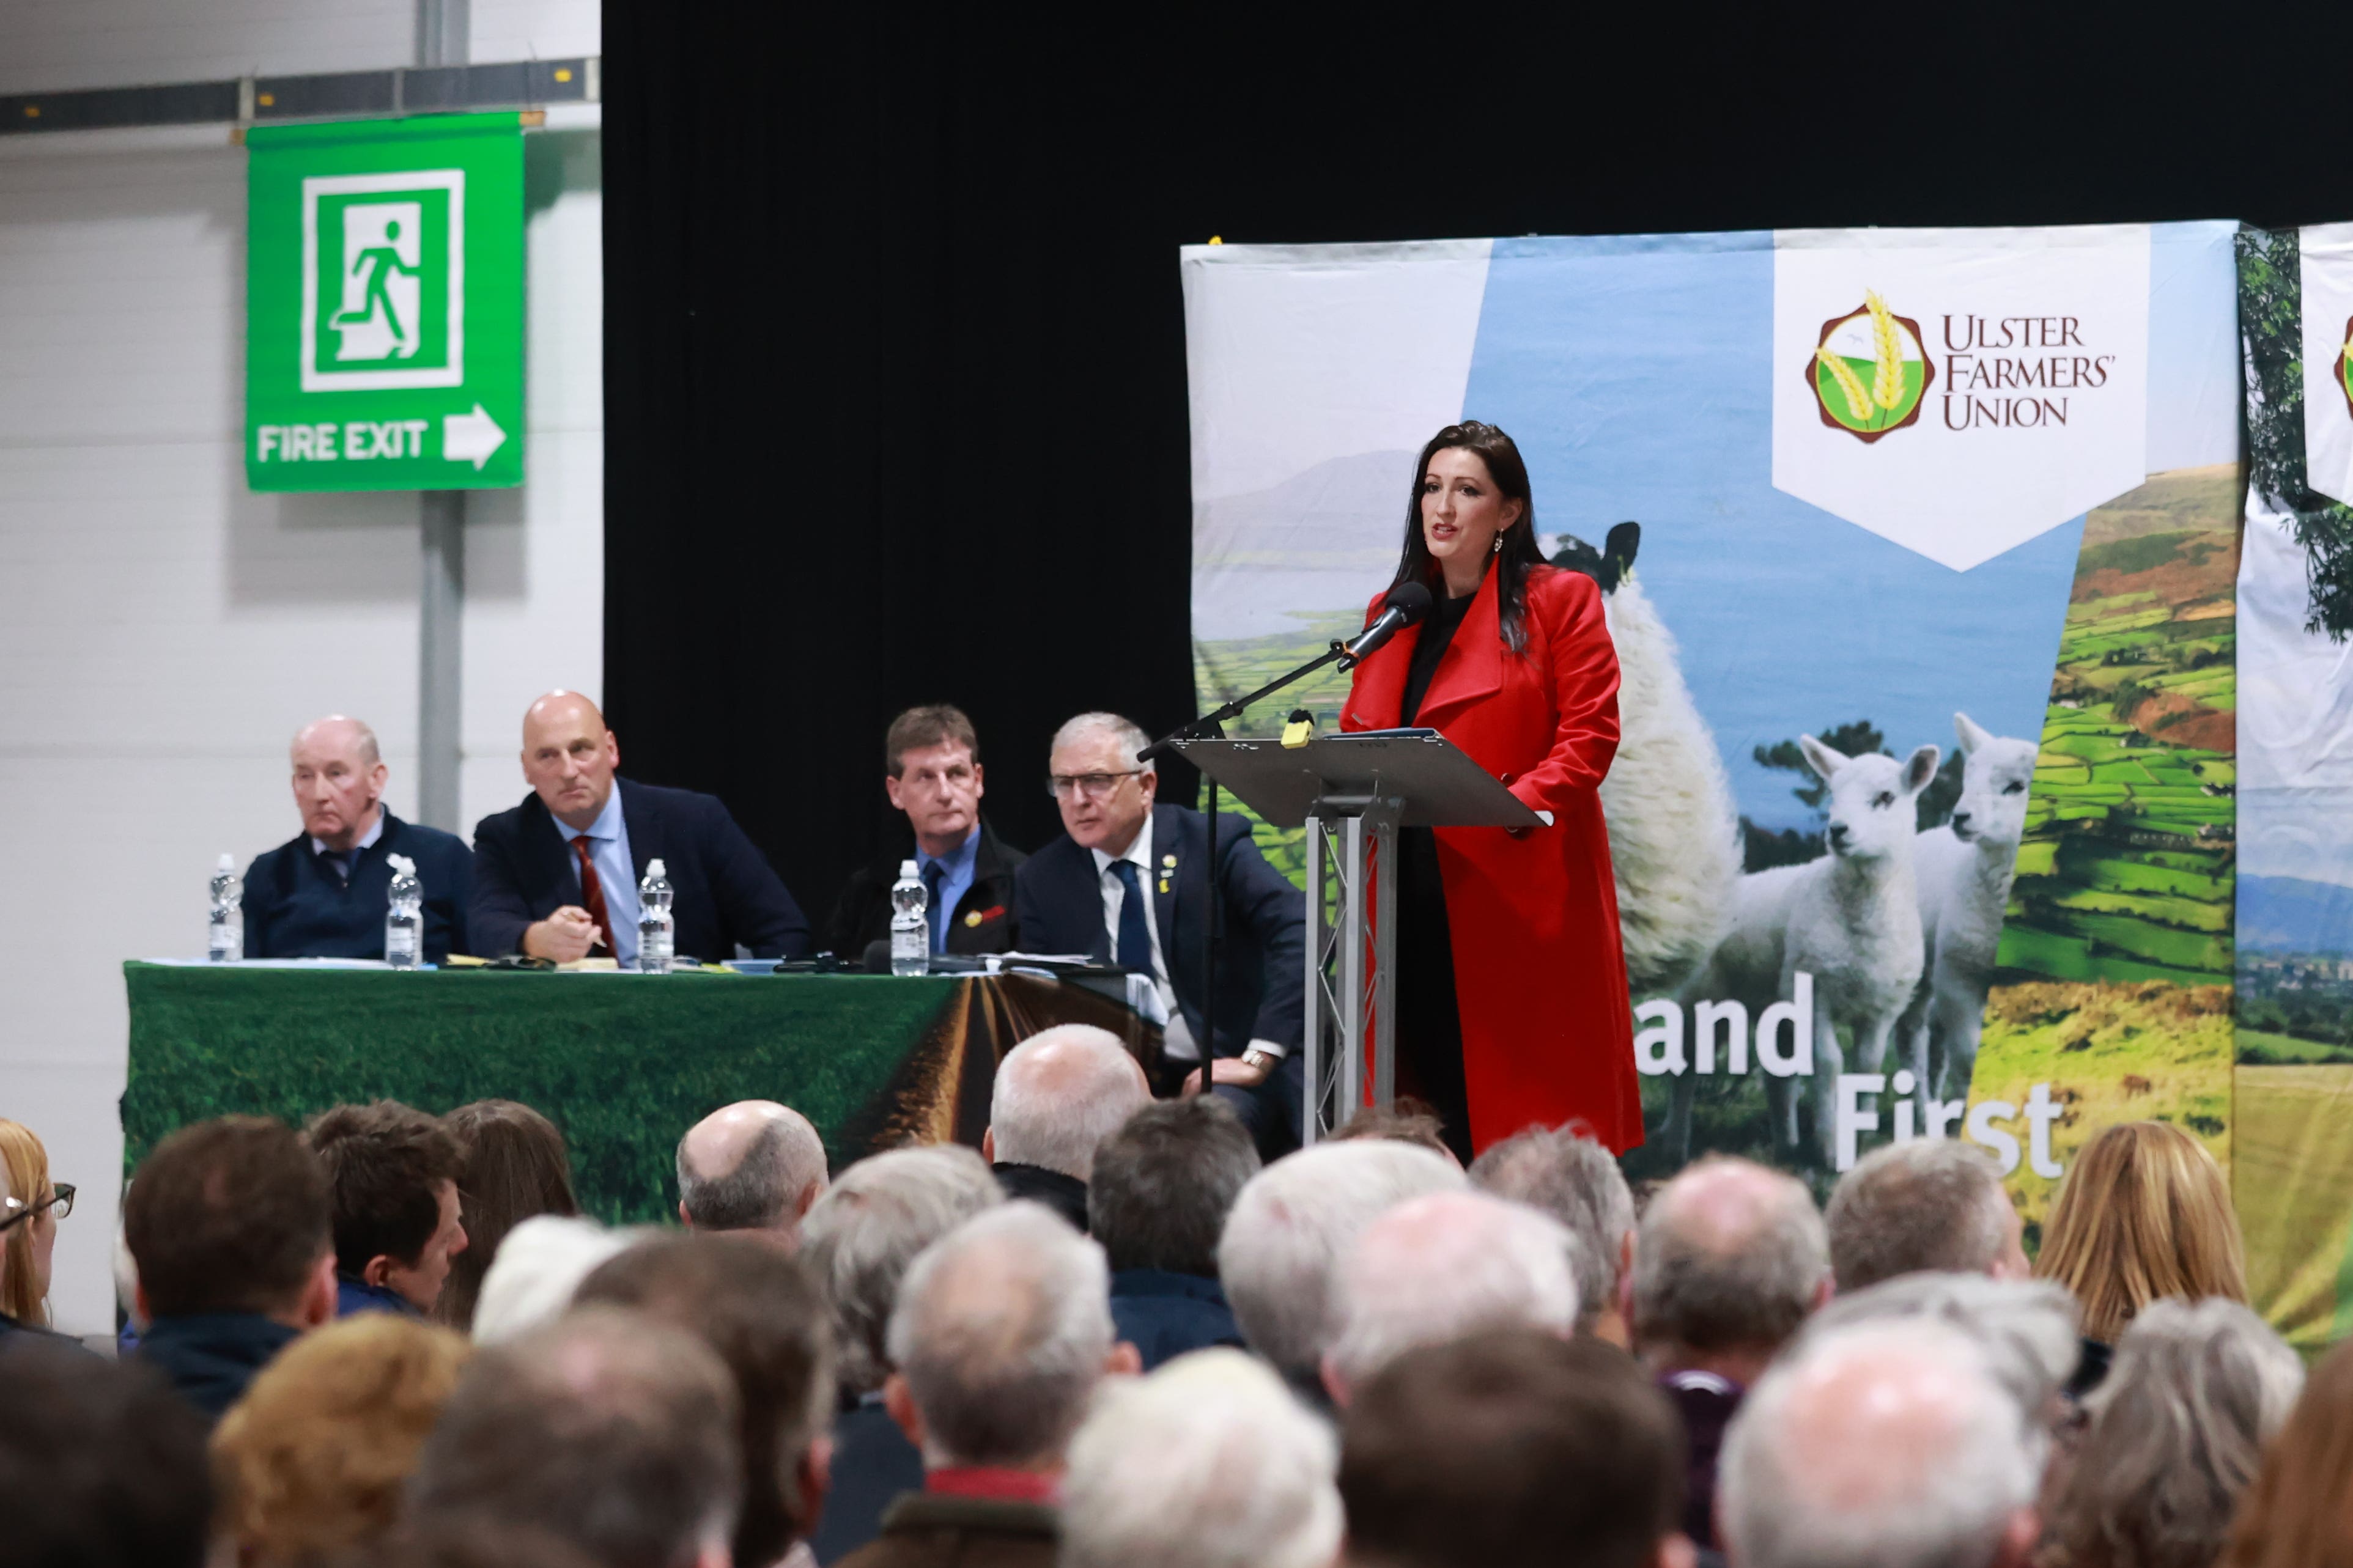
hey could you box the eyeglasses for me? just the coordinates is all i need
[1047,771,1142,801]
[0,1183,73,1234]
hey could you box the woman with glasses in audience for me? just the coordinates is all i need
[0,1117,75,1336]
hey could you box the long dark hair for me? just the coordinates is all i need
[433,1099,579,1331]
[1388,421,1546,652]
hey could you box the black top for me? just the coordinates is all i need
[992,1163,1090,1233]
[1400,586,1477,726]
[136,1312,304,1423]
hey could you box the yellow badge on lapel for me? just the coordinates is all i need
[1160,852,1176,894]
[964,910,983,928]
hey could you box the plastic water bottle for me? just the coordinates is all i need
[889,859,929,976]
[638,858,675,974]
[209,853,242,962]
[384,853,423,970]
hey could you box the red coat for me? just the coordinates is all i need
[1340,564,1643,1155]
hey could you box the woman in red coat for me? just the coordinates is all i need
[1339,421,1642,1160]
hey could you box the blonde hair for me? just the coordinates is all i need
[0,1119,51,1325]
[2034,1121,2244,1344]
[212,1314,472,1563]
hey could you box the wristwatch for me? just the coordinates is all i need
[1241,1047,1277,1073]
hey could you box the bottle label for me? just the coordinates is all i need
[386,924,418,964]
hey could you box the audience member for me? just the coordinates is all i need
[1062,1348,1342,1568]
[1827,1138,2029,1293]
[1803,1273,2082,1427]
[211,1313,472,1564]
[242,715,474,964]
[0,1342,213,1568]
[827,705,1028,959]
[407,1307,742,1568]
[799,1144,1004,1565]
[1718,1320,2041,1568]
[333,1520,601,1568]
[0,1118,70,1334]
[126,1116,338,1419]
[2219,1334,2353,1568]
[436,1099,580,1332]
[575,1232,837,1568]
[846,1204,1139,1568]
[1625,1155,1830,1552]
[2044,1298,2301,1568]
[1089,1097,1258,1369]
[676,1099,830,1245]
[1216,1139,1465,1408]
[470,689,813,963]
[1329,1098,1459,1164]
[1339,1329,1693,1568]
[2036,1122,2245,1396]
[468,1215,635,1345]
[1323,1190,1578,1406]
[982,1024,1150,1232]
[309,1100,470,1317]
[1469,1122,1638,1344]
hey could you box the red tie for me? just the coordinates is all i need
[571,836,614,959]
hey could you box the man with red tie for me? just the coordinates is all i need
[468,690,813,964]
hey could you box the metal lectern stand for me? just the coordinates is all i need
[1164,729,1548,1145]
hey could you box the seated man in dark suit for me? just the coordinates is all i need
[1014,712,1308,1158]
[470,690,813,963]
[828,705,1026,962]
[243,715,473,963]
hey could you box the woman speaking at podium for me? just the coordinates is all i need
[1339,421,1640,1162]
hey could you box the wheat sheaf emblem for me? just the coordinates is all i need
[1807,290,1935,444]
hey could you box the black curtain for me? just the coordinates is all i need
[603,4,2353,931]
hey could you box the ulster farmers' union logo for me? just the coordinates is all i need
[1804,291,1935,444]
[300,169,466,392]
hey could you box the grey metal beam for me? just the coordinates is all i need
[0,56,592,136]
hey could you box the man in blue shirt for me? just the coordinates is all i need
[243,715,473,963]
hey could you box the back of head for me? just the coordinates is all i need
[799,1143,1003,1394]
[125,1114,332,1317]
[1720,1319,2040,1568]
[2055,1298,2302,1568]
[1827,1138,2013,1292]
[1340,1330,1685,1568]
[1469,1124,1636,1332]
[408,1306,742,1568]
[0,1119,50,1323]
[1327,1191,1579,1396]
[2223,1334,2353,1568]
[0,1341,212,1568]
[212,1314,471,1563]
[1063,1349,1340,1568]
[1329,1100,1457,1162]
[306,1101,463,1276]
[989,1025,1150,1180]
[887,1201,1114,1468]
[1804,1272,2082,1422]
[1088,1096,1261,1276]
[2036,1121,2245,1344]
[439,1100,578,1331]
[1631,1155,1827,1358]
[470,1215,635,1345]
[1216,1139,1466,1383]
[674,1101,828,1235]
[574,1234,835,1568]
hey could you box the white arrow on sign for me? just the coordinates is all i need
[441,403,507,469]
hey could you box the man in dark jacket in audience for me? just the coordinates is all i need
[307,1100,468,1317]
[982,1026,1150,1234]
[126,1116,338,1421]
[1089,1097,1256,1369]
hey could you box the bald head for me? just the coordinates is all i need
[520,690,619,830]
[676,1102,829,1245]
[986,1026,1150,1181]
[1630,1155,1828,1360]
[290,714,387,850]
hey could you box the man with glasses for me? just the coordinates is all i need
[1014,711,1307,1157]
[826,704,1028,963]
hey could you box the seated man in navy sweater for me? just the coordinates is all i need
[470,690,814,963]
[243,715,473,964]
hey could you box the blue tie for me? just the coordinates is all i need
[922,859,948,954]
[1109,859,1153,971]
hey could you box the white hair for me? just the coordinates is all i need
[1051,712,1157,776]
[1468,1125,1635,1329]
[1803,1272,2082,1421]
[887,1201,1115,1468]
[1721,1319,2042,1568]
[470,1215,640,1345]
[1326,1191,1579,1393]
[1216,1141,1466,1385]
[989,1025,1150,1180]
[1061,1349,1342,1568]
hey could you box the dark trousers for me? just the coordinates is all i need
[1395,826,1474,1164]
[1151,1050,1306,1161]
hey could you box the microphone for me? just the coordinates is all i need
[1338,581,1435,669]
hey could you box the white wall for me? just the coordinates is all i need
[0,0,602,1334]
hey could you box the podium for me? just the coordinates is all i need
[1164,729,1549,1144]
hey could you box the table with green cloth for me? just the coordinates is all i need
[121,960,1154,1224]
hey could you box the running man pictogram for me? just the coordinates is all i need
[330,218,421,354]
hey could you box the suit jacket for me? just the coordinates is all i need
[244,811,473,963]
[811,1397,928,1566]
[469,777,813,961]
[1014,804,1303,1059]
[1108,1268,1244,1371]
[826,820,1027,957]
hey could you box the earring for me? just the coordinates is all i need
[1491,532,1504,555]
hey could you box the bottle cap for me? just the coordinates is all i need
[387,853,415,875]
[216,853,235,872]
[647,858,667,878]
[900,859,920,877]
